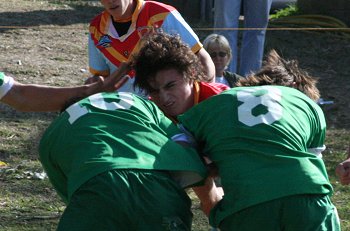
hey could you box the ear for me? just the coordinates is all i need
[291,81,298,88]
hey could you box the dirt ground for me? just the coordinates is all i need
[0,0,349,130]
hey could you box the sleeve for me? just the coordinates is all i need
[308,145,326,158]
[307,103,327,158]
[0,72,14,99]
[88,35,110,76]
[172,124,197,148]
[160,10,202,53]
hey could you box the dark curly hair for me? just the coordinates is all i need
[132,32,205,94]
[235,50,320,101]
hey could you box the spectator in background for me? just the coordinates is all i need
[214,0,272,76]
[86,0,215,94]
[203,33,243,87]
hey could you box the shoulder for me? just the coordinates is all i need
[136,1,177,27]
[223,71,243,80]
[89,11,106,26]
[137,0,177,22]
[200,81,229,91]
[223,71,244,87]
[198,81,229,102]
[143,0,176,11]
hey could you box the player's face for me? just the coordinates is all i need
[148,68,194,117]
[100,0,135,21]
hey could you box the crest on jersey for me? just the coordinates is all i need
[97,35,112,48]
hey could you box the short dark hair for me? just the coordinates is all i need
[132,32,205,94]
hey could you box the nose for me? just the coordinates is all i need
[158,89,171,106]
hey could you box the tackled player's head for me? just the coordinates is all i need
[235,50,320,101]
[132,32,205,95]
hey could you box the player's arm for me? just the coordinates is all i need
[175,139,223,216]
[172,132,223,216]
[1,80,104,112]
[196,48,215,83]
[192,177,223,216]
[85,60,131,86]
[336,146,350,185]
[1,63,130,112]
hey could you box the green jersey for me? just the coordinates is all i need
[178,86,331,226]
[0,72,14,99]
[39,92,207,203]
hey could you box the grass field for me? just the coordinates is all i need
[1,1,350,230]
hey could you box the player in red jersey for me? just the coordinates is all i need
[133,32,229,122]
[133,33,226,218]
[87,0,215,94]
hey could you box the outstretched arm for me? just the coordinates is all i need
[1,62,130,112]
[1,80,103,112]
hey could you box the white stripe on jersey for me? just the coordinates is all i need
[0,73,14,99]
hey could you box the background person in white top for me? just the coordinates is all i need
[203,34,243,88]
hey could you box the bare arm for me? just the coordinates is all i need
[1,81,103,112]
[1,63,130,112]
[192,177,223,216]
[196,48,216,83]
[174,136,222,216]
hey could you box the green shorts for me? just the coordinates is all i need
[218,194,341,231]
[57,169,192,231]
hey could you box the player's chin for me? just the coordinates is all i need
[165,108,180,118]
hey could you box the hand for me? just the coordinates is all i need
[336,161,350,185]
[335,146,350,185]
[101,62,132,92]
[200,185,223,217]
[84,62,132,94]
[84,75,102,85]
[193,177,223,217]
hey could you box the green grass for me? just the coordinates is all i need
[270,3,299,19]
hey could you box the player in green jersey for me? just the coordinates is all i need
[39,91,221,231]
[0,64,129,112]
[132,32,227,219]
[176,50,341,230]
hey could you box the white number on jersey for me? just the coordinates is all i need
[237,86,283,126]
[66,92,134,124]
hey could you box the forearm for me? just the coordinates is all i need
[192,177,223,216]
[197,48,215,83]
[1,83,95,112]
